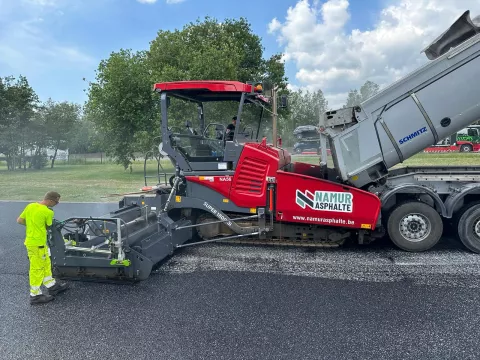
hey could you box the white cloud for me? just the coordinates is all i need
[166,0,185,4]
[286,83,299,92]
[0,0,95,76]
[268,18,282,34]
[137,0,157,3]
[269,0,480,109]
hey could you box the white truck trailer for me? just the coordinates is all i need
[319,10,480,252]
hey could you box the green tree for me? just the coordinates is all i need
[85,49,160,168]
[344,80,380,108]
[68,118,105,154]
[148,17,286,86]
[0,77,9,159]
[359,80,380,101]
[279,88,328,147]
[85,17,288,168]
[25,110,49,170]
[344,89,362,108]
[42,99,81,168]
[0,75,39,170]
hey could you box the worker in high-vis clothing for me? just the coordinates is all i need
[17,191,69,305]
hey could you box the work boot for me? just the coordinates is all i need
[30,294,54,305]
[47,281,70,296]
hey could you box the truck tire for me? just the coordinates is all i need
[387,201,443,252]
[451,201,478,237]
[460,144,473,152]
[457,202,480,253]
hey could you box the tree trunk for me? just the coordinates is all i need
[51,140,60,168]
[21,139,26,170]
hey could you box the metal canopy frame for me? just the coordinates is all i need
[155,81,271,173]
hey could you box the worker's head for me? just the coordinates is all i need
[44,191,61,207]
[232,116,237,124]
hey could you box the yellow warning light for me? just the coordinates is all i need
[361,224,372,229]
[250,208,257,214]
[254,83,263,93]
[175,196,181,203]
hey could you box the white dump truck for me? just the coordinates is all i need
[319,10,480,253]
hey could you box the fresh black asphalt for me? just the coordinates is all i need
[1,201,480,359]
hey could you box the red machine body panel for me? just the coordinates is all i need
[154,80,254,93]
[183,139,380,230]
[152,81,271,104]
[185,141,292,209]
[228,142,291,208]
[275,171,381,230]
[185,175,233,199]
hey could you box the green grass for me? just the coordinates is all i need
[0,159,175,202]
[1,152,479,202]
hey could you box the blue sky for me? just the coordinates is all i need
[0,0,385,107]
[2,0,471,109]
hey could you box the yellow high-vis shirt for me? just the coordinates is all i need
[18,203,54,246]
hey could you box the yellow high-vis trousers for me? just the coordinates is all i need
[26,245,56,296]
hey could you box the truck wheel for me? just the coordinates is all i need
[387,202,443,252]
[457,203,480,253]
[460,144,473,152]
[451,201,478,237]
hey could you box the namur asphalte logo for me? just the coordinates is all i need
[295,189,353,213]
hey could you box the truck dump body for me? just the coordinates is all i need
[322,10,480,188]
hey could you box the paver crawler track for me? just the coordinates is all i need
[195,213,349,248]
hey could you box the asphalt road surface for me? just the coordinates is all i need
[1,201,480,360]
